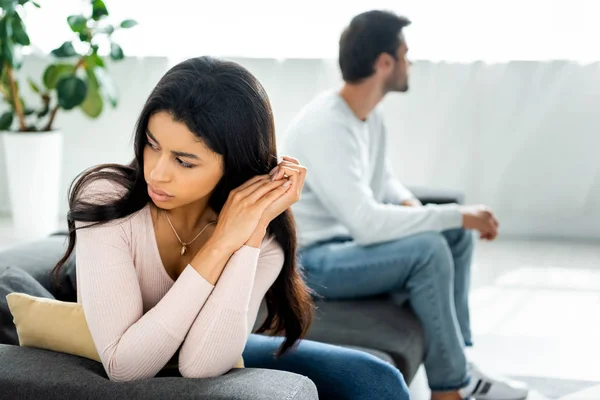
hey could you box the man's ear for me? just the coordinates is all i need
[374,52,395,74]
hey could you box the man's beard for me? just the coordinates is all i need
[384,74,409,93]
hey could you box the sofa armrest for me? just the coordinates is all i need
[0,236,77,301]
[407,186,465,205]
[0,345,318,400]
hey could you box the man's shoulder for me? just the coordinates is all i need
[304,89,342,110]
[286,91,352,138]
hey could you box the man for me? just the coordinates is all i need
[283,10,528,400]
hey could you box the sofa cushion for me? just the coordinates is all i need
[6,292,100,361]
[303,296,425,384]
[0,344,318,400]
[409,186,465,205]
[0,267,54,345]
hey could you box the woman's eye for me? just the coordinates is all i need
[176,158,195,169]
[147,141,159,151]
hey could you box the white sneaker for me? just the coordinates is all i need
[459,363,529,400]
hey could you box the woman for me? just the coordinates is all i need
[52,57,409,399]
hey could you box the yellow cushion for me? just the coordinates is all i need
[6,292,245,369]
[6,292,101,362]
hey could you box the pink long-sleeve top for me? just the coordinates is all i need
[74,184,284,382]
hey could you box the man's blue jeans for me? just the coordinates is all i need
[243,334,409,399]
[299,228,474,391]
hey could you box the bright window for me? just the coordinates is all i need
[22,0,599,62]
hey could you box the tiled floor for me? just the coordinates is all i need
[1,215,599,399]
[410,238,600,400]
[561,385,600,399]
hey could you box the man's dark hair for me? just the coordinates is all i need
[339,10,411,83]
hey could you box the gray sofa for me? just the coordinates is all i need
[0,187,463,399]
[0,235,319,400]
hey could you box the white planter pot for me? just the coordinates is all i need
[2,131,63,240]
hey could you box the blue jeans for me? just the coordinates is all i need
[243,334,409,400]
[299,228,475,392]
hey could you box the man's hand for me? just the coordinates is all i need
[459,205,500,241]
[401,198,422,207]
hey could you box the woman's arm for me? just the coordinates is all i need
[76,219,216,382]
[177,235,284,378]
[178,158,305,377]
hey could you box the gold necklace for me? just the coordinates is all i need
[164,212,216,256]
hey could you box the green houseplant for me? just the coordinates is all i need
[0,0,136,239]
[0,0,137,131]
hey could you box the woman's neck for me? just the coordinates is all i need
[153,198,216,238]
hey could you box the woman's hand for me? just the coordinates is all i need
[265,156,306,222]
[210,174,292,253]
[245,156,307,247]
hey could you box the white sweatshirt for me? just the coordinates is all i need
[282,90,463,248]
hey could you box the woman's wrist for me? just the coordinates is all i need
[189,237,236,284]
[245,222,268,248]
[203,236,238,258]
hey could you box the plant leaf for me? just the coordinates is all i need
[85,53,104,69]
[94,66,118,107]
[27,78,40,93]
[109,42,124,61]
[84,63,99,88]
[80,70,103,118]
[11,13,30,45]
[0,111,13,130]
[98,24,114,35]
[0,1,15,13]
[67,15,87,33]
[78,29,92,42]
[16,0,38,7]
[0,15,12,39]
[80,88,103,117]
[1,40,15,67]
[43,64,75,89]
[13,45,24,68]
[51,41,78,58]
[120,19,138,29]
[56,76,87,110]
[91,0,109,21]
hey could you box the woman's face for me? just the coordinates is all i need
[143,111,224,210]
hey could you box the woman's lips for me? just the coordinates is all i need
[148,185,174,202]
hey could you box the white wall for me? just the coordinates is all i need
[377,61,600,240]
[1,57,599,240]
